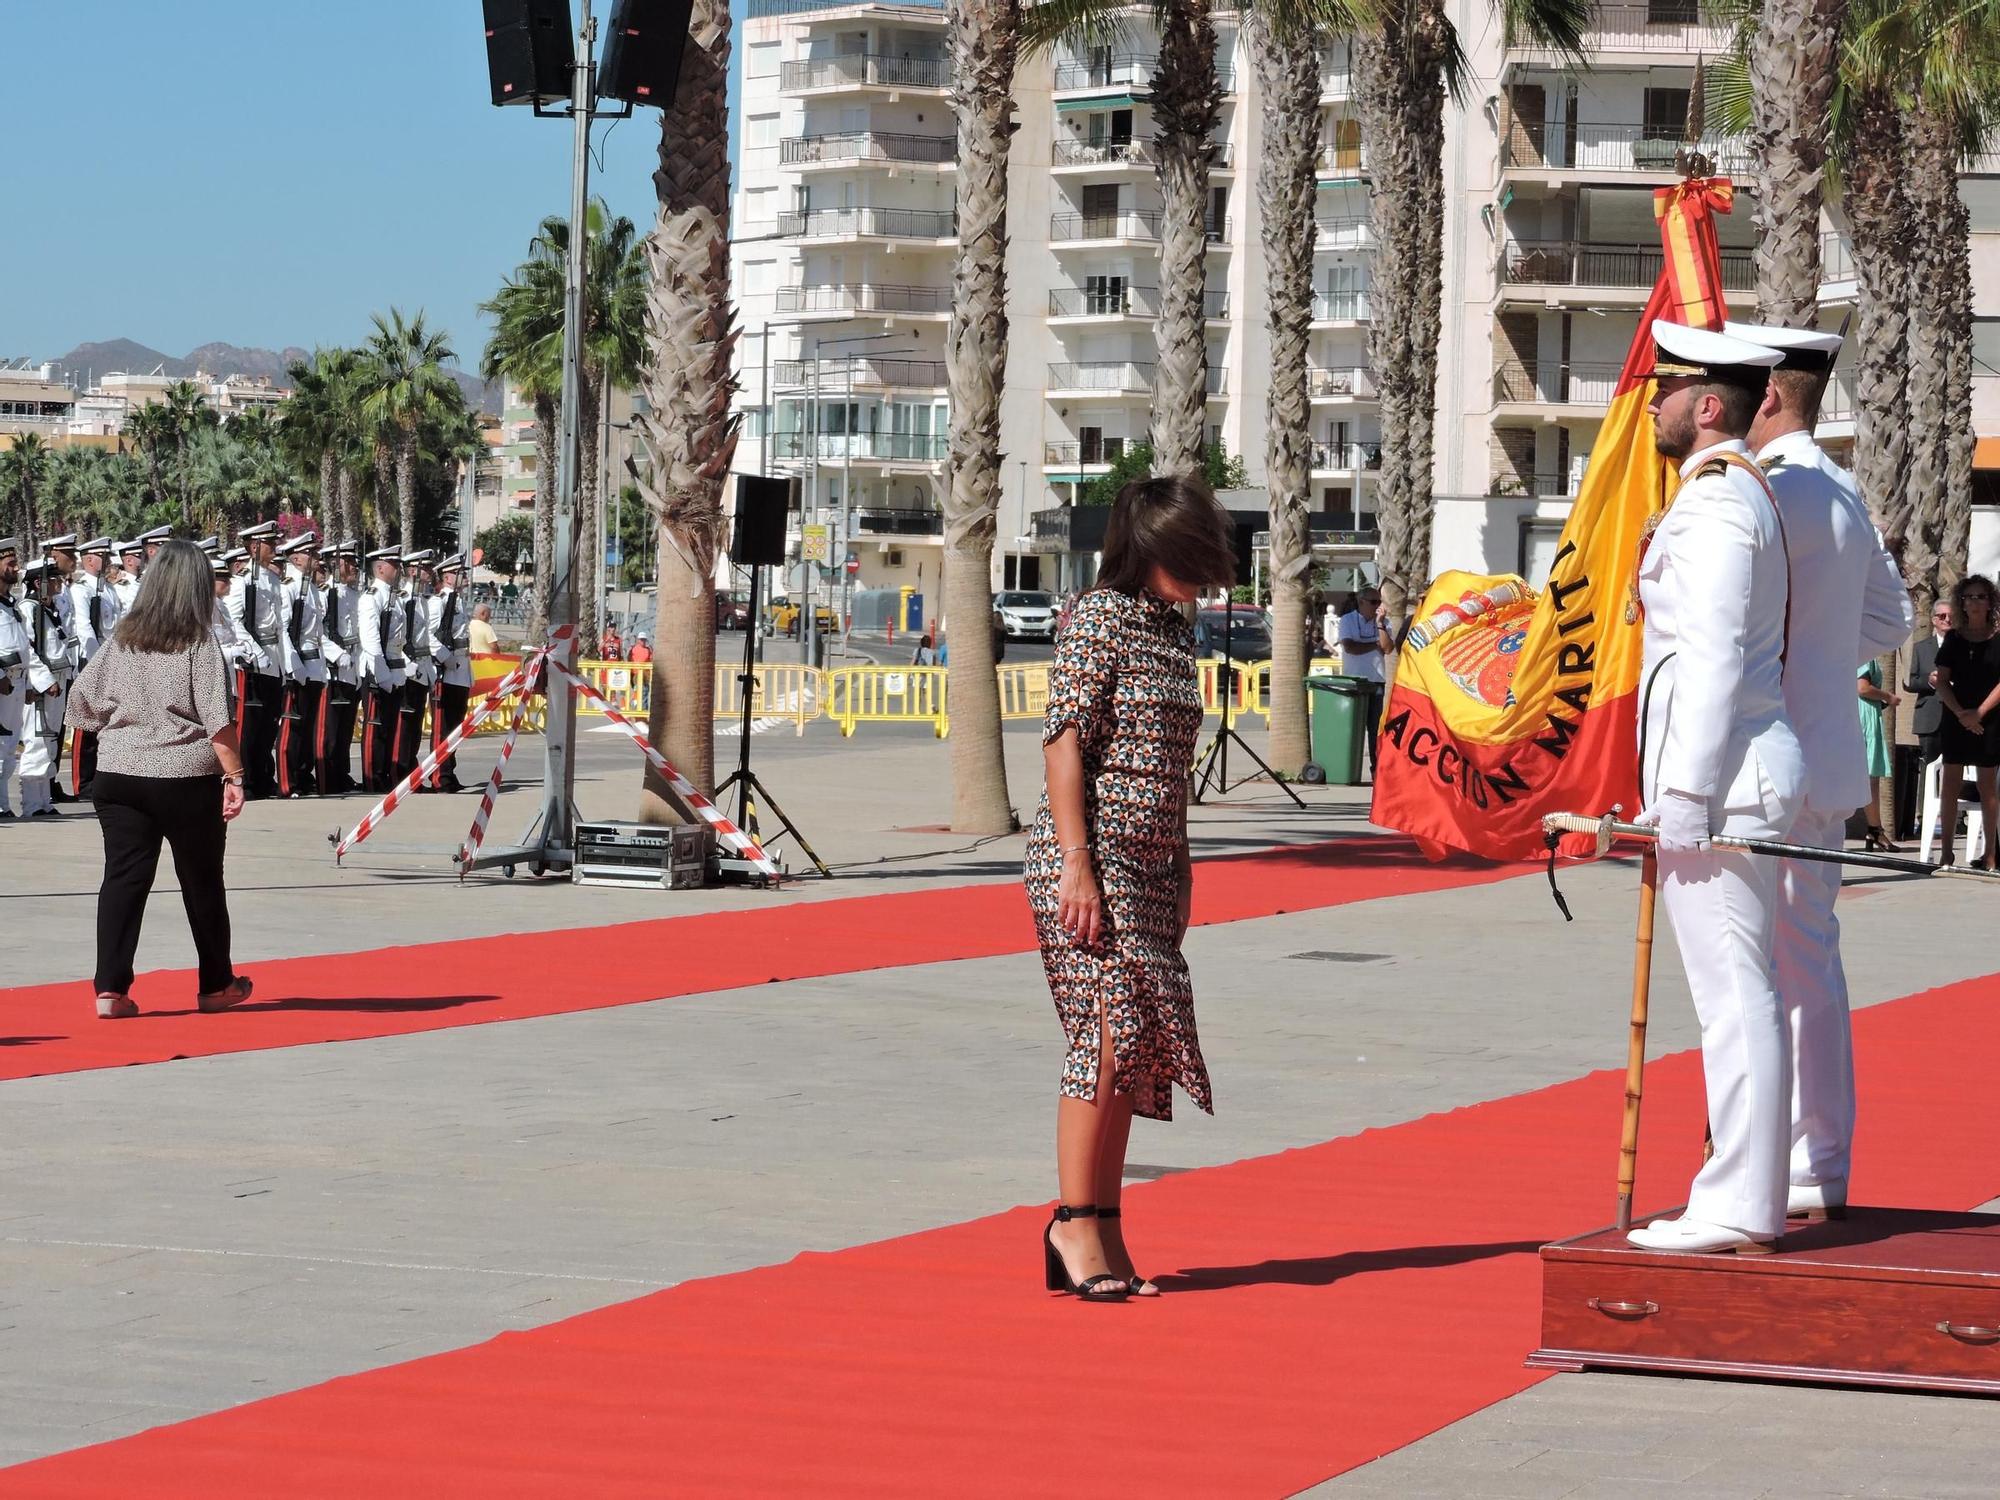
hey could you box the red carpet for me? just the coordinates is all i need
[6,973,1994,1497]
[0,837,1525,1081]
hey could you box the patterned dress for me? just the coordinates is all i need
[1025,587,1213,1121]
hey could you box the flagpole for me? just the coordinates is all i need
[1617,850,1658,1232]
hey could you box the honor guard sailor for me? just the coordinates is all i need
[18,558,72,817]
[427,553,472,792]
[112,540,146,611]
[278,532,327,798]
[357,546,407,793]
[397,551,438,788]
[140,524,173,567]
[0,538,47,819]
[1732,320,1915,1225]
[318,540,363,795]
[1628,321,1804,1255]
[225,521,298,799]
[65,537,120,798]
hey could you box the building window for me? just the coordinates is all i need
[1643,87,1692,142]
[747,41,780,78]
[747,113,780,149]
[1646,0,1701,22]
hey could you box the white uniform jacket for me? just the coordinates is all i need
[428,587,473,688]
[400,586,437,689]
[66,573,118,663]
[0,594,36,734]
[321,582,362,688]
[358,580,407,690]
[226,564,299,680]
[211,598,244,666]
[283,566,329,685]
[1639,439,1805,819]
[1759,431,1914,816]
[21,594,70,743]
[112,575,141,615]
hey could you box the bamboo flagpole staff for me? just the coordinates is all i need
[1541,810,2000,883]
[1617,850,1658,1233]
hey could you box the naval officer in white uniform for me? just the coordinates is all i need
[1734,320,1915,1224]
[1629,321,1804,1255]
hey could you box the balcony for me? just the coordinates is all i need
[753,0,943,16]
[1500,121,1754,177]
[1044,439,1130,467]
[1505,3,1734,60]
[1312,290,1372,323]
[1492,361,1624,410]
[1049,138,1233,169]
[1048,211,1232,245]
[775,206,957,241]
[1310,440,1383,472]
[1307,365,1378,400]
[1048,361,1155,395]
[1315,215,1376,251]
[1047,286,1231,319]
[1317,145,1371,180]
[1320,47,1355,101]
[772,431,949,466]
[780,131,956,167]
[772,357,948,390]
[1053,53,1157,91]
[778,53,950,93]
[1498,238,1756,295]
[854,505,945,536]
[775,283,950,317]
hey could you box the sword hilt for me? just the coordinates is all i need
[1541,808,1626,858]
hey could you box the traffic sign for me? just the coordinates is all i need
[844,550,860,576]
[802,524,831,565]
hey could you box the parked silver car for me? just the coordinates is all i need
[992,590,1057,640]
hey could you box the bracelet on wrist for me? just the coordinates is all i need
[1060,843,1090,856]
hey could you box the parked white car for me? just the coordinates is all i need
[992,590,1057,640]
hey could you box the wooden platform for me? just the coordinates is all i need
[1530,1207,2000,1394]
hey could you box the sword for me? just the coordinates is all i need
[1542,809,2000,882]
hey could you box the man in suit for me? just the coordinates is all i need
[1736,321,1914,1227]
[1628,322,1803,1255]
[1907,602,1951,765]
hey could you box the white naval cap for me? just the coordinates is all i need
[0,536,18,559]
[329,537,361,559]
[1644,320,1783,385]
[78,536,113,556]
[436,552,466,575]
[401,548,437,568]
[365,545,403,565]
[282,530,319,554]
[219,547,248,565]
[139,525,173,544]
[196,535,220,554]
[42,533,78,552]
[211,554,233,577]
[117,539,144,556]
[1722,320,1844,372]
[238,520,281,542]
[23,559,59,583]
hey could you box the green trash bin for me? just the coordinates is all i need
[1305,675,1371,786]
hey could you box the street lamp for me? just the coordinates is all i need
[801,329,904,662]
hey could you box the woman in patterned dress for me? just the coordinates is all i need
[1026,476,1237,1301]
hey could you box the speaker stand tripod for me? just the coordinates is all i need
[714,563,830,876]
[1191,601,1305,807]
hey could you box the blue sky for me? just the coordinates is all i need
[2,1,741,371]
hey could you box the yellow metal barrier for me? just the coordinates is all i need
[997,663,1051,721]
[575,659,649,716]
[825,664,949,737]
[714,662,823,734]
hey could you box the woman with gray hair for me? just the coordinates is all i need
[66,540,250,1019]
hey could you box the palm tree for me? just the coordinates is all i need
[1747,0,1849,323]
[162,380,214,529]
[359,310,460,548]
[283,348,361,538]
[1358,0,1587,622]
[0,433,50,555]
[124,402,175,515]
[636,0,735,815]
[481,249,564,641]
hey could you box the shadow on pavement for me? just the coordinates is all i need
[1156,1237,1545,1291]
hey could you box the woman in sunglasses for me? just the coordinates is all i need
[1932,574,2000,869]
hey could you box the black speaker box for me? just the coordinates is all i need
[731,475,795,567]
[598,0,693,109]
[482,0,575,107]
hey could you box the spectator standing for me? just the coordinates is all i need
[911,628,936,667]
[63,541,251,1021]
[1906,599,1953,765]
[1856,661,1899,850]
[628,633,653,665]
[1933,574,2000,869]
[1333,585,1394,779]
[467,603,500,655]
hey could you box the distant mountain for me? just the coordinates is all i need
[50,338,499,414]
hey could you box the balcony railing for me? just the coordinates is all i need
[1312,290,1372,322]
[854,505,945,535]
[776,206,957,240]
[1492,361,1625,407]
[780,131,956,166]
[1819,369,1856,423]
[1050,138,1232,168]
[1047,286,1231,318]
[1206,367,1228,396]
[1307,365,1378,399]
[772,357,949,388]
[1050,211,1230,243]
[1045,439,1130,466]
[779,52,950,92]
[775,283,950,316]
[1506,2,1733,55]
[1315,215,1376,250]
[1499,238,1757,292]
[1320,47,1355,97]
[1053,53,1157,90]
[1820,231,1856,283]
[1317,145,1371,177]
[1048,361,1156,393]
[1499,121,1754,176]
[1310,440,1383,471]
[772,431,949,464]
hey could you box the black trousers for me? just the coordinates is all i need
[318,679,357,795]
[430,680,470,789]
[392,680,429,784]
[234,667,283,800]
[361,681,399,793]
[1362,681,1386,778]
[69,728,98,798]
[278,678,322,799]
[91,771,234,997]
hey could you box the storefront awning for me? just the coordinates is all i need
[1975,436,2000,470]
[1056,93,1138,111]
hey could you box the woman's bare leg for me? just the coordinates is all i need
[1940,763,1965,862]
[1979,766,1999,865]
[1052,1014,1124,1287]
[1092,1089,1155,1292]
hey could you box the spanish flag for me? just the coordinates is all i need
[1370,179,1736,861]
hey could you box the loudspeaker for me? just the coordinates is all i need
[598,0,693,109]
[482,0,576,108]
[731,475,794,567]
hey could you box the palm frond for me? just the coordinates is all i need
[1020,0,1132,58]
[1498,0,1591,71]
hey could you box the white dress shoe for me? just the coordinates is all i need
[1787,1181,1847,1221]
[1627,1217,1775,1254]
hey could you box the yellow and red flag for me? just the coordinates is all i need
[1369,179,1736,861]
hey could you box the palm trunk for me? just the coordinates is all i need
[318,447,339,532]
[1902,102,1966,621]
[942,0,1020,834]
[1357,4,1448,624]
[530,394,558,643]
[1249,5,1319,774]
[1148,0,1221,477]
[1839,89,1913,559]
[374,441,395,544]
[395,430,418,551]
[338,465,360,556]
[636,0,737,817]
[177,438,194,531]
[1747,0,1845,323]
[578,371,602,656]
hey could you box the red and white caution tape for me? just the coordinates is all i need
[551,662,781,878]
[455,680,537,876]
[335,649,545,863]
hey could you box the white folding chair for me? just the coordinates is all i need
[1919,757,1988,865]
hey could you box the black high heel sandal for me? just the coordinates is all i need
[1097,1205,1158,1297]
[1863,828,1902,853]
[1044,1205,1129,1301]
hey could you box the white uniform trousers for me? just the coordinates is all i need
[1659,786,1797,1240]
[17,695,62,812]
[1775,804,1855,1190]
[0,708,20,816]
